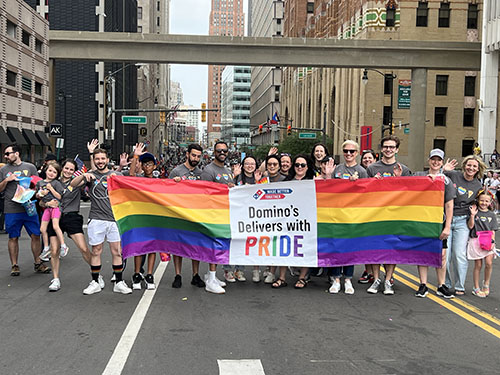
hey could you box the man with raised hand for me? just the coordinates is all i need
[0,144,49,276]
[366,135,411,295]
[169,143,206,289]
[200,141,235,294]
[71,147,132,295]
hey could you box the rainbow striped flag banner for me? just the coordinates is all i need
[108,176,444,267]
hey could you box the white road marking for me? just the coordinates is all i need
[101,261,168,375]
[217,360,265,375]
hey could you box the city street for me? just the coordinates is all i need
[1,204,500,375]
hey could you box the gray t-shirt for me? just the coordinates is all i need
[87,170,122,222]
[60,179,81,213]
[334,164,368,179]
[235,174,255,185]
[470,210,498,238]
[366,160,411,178]
[0,162,38,213]
[169,164,202,180]
[413,172,456,204]
[200,162,234,185]
[444,170,482,216]
[269,173,286,183]
[35,179,64,203]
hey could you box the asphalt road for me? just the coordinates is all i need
[1,204,500,375]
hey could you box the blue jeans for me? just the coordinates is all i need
[445,215,470,291]
[330,265,354,279]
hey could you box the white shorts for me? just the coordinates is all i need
[87,219,121,246]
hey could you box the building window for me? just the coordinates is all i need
[6,70,17,87]
[467,4,478,29]
[386,8,396,27]
[137,26,142,33]
[7,20,16,38]
[464,76,476,96]
[463,108,474,127]
[383,106,392,125]
[35,38,43,53]
[137,7,142,19]
[157,1,161,11]
[307,2,314,13]
[157,17,160,26]
[434,107,447,126]
[438,2,450,28]
[416,1,428,27]
[35,81,42,96]
[22,29,31,46]
[435,75,448,96]
[384,74,393,95]
[462,140,474,157]
[433,139,446,152]
[21,76,32,92]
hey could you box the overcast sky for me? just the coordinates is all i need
[169,0,247,108]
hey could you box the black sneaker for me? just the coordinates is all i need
[172,274,182,288]
[436,284,455,299]
[144,274,155,290]
[358,270,370,284]
[191,273,205,288]
[415,283,429,298]
[132,273,143,290]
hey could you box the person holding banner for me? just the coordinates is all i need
[201,141,234,294]
[310,143,329,176]
[273,154,315,289]
[413,149,455,298]
[366,136,411,295]
[169,144,206,289]
[280,153,292,178]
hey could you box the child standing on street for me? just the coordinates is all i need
[467,190,498,297]
[37,162,68,261]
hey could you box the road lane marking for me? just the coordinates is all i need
[394,268,500,328]
[102,261,168,375]
[218,360,265,375]
[392,269,500,339]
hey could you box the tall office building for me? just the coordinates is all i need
[207,0,245,147]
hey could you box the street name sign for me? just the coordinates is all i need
[299,132,317,139]
[122,116,147,124]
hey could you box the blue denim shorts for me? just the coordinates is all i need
[5,212,41,238]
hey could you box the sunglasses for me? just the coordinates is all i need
[215,149,228,154]
[343,149,356,154]
[267,162,279,167]
[4,151,15,156]
[294,163,307,168]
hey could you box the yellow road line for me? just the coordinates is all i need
[394,267,500,328]
[392,272,500,339]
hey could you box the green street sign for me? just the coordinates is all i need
[299,132,317,139]
[404,128,410,134]
[122,115,147,124]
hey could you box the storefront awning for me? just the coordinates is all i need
[6,127,28,145]
[35,130,52,146]
[0,127,11,144]
[22,129,40,145]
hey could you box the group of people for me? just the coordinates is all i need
[0,135,497,299]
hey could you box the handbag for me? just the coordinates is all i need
[477,231,494,250]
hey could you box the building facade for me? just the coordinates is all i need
[207,0,245,147]
[1,0,51,164]
[249,0,284,145]
[281,0,496,168]
[221,66,251,146]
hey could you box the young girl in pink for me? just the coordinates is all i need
[467,190,498,297]
[37,162,68,261]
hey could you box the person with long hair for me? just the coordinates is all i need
[310,143,329,176]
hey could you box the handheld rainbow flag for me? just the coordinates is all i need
[108,176,444,267]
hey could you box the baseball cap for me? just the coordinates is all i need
[139,152,156,163]
[429,149,444,160]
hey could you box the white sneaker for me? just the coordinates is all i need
[205,279,225,294]
[49,278,61,292]
[264,272,276,284]
[329,279,341,294]
[40,246,51,262]
[367,278,382,294]
[60,243,69,258]
[224,270,236,283]
[234,270,246,282]
[344,279,355,295]
[252,269,261,283]
[83,280,102,295]
[98,275,105,289]
[113,280,132,294]
[383,280,395,295]
[203,273,227,287]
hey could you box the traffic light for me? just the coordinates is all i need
[159,111,166,124]
[259,124,263,134]
[287,125,292,136]
[391,123,395,134]
[201,103,206,122]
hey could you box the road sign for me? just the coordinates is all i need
[56,138,64,148]
[49,123,63,138]
[299,132,317,139]
[404,128,410,134]
[139,127,147,137]
[121,116,147,124]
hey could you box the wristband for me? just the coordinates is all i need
[133,155,139,159]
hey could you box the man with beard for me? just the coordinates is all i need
[169,144,206,289]
[200,141,235,294]
[71,148,132,295]
[0,144,50,276]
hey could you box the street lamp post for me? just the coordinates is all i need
[362,69,397,137]
[57,90,72,160]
